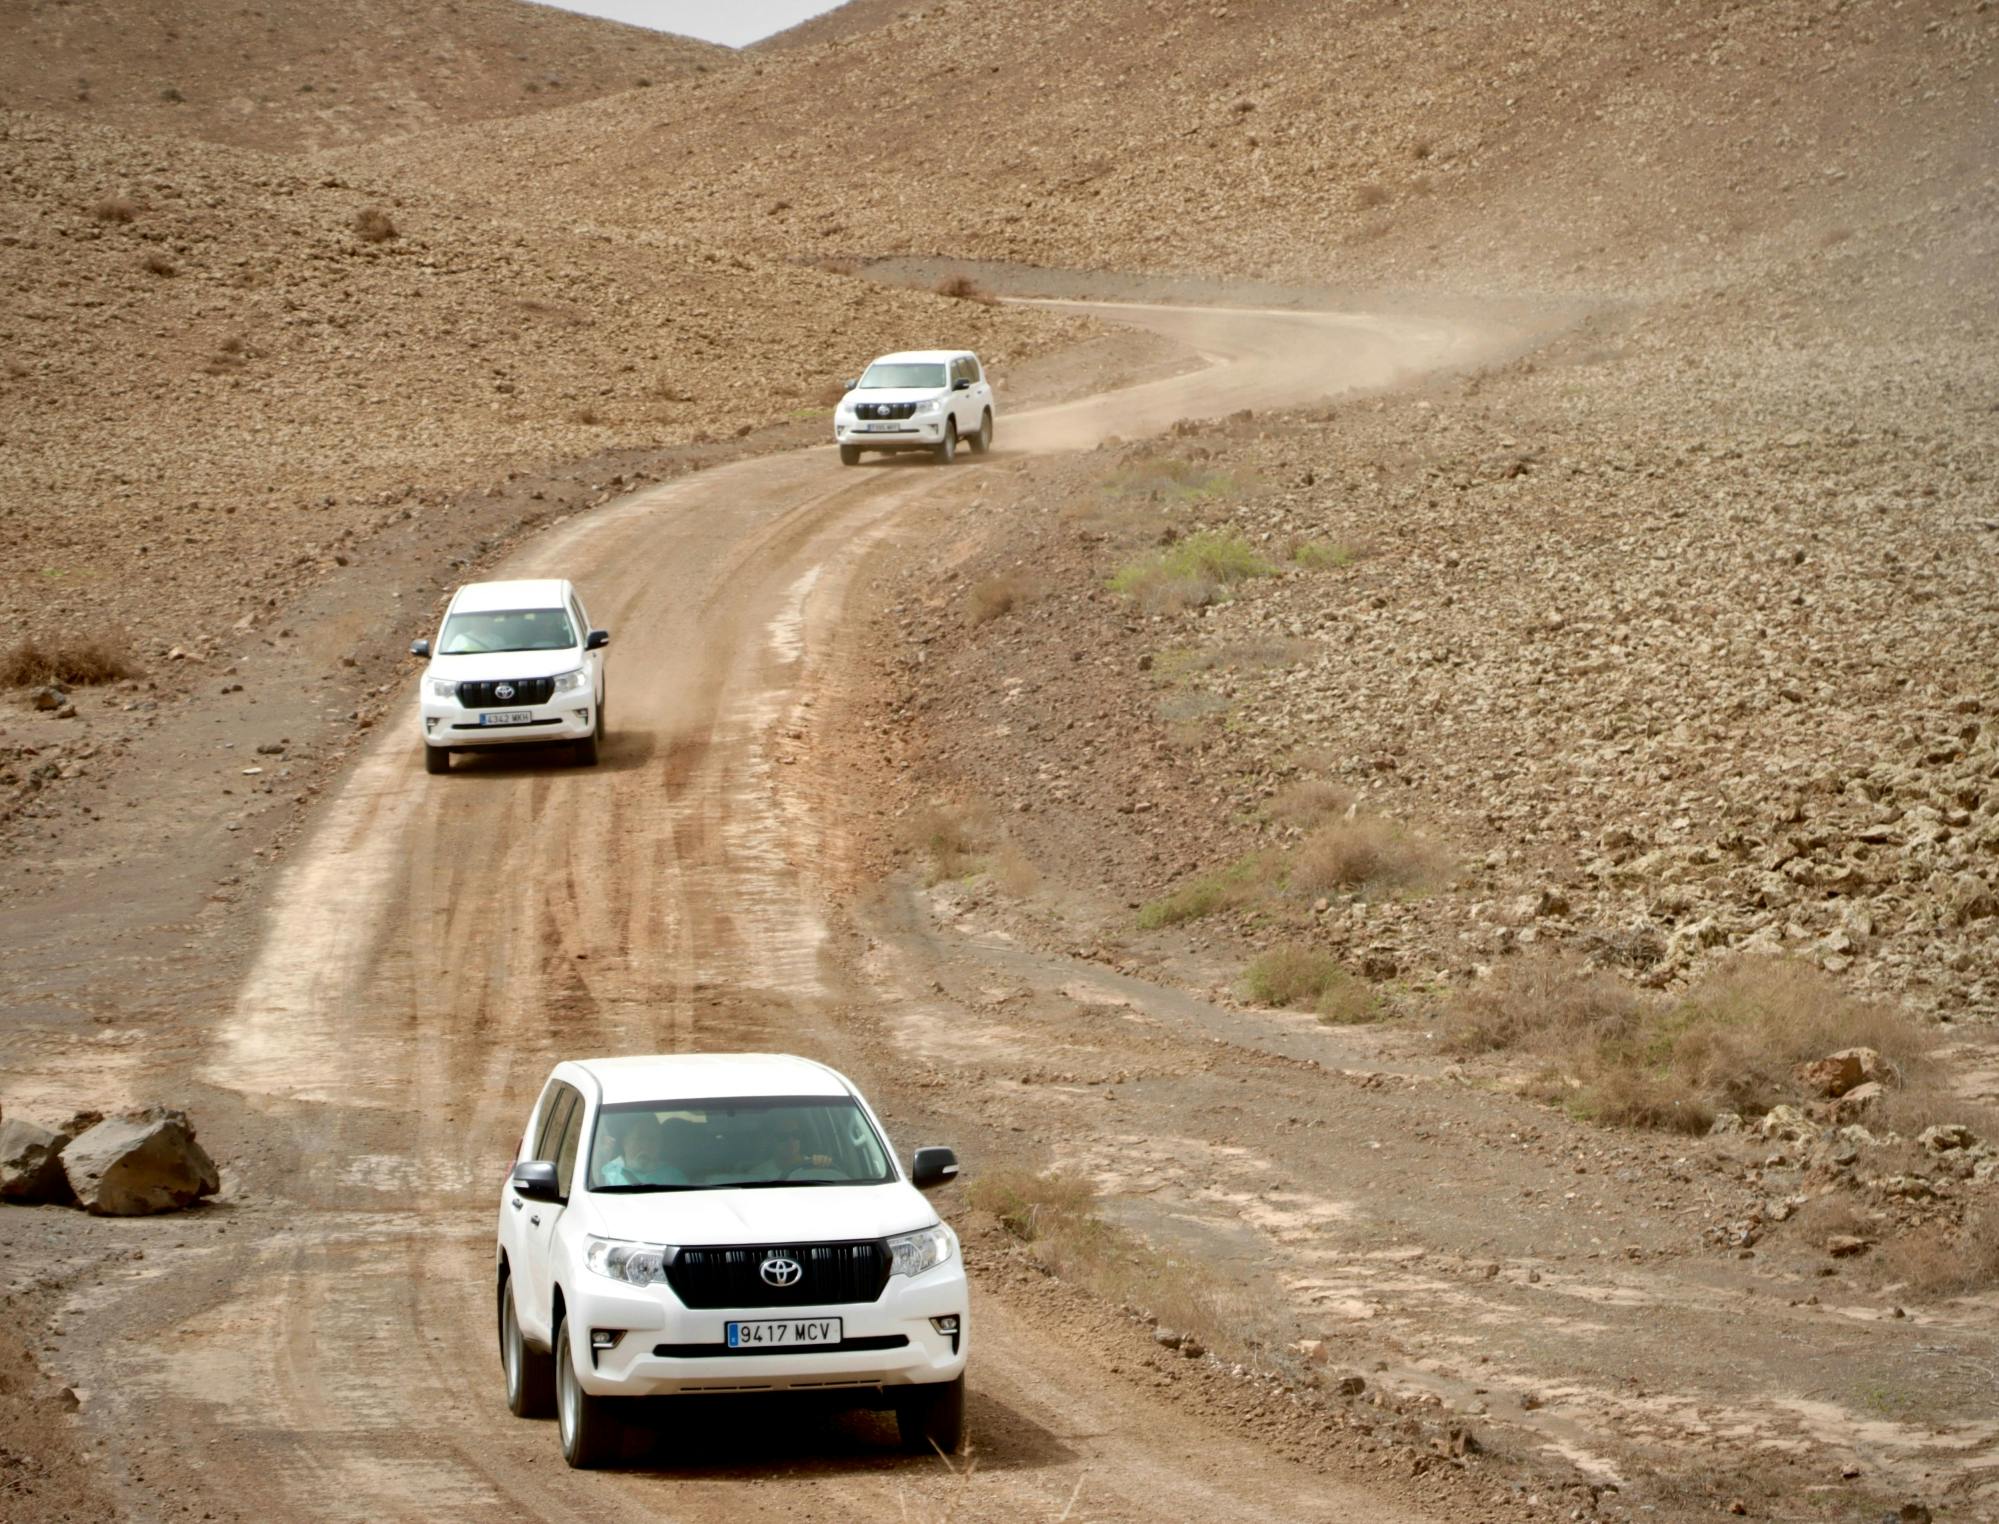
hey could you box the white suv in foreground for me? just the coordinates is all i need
[834,350,994,466]
[411,578,608,772]
[496,1053,968,1469]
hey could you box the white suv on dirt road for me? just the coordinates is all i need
[495,1053,968,1469]
[834,350,994,466]
[410,578,609,773]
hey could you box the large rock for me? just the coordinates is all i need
[0,1117,74,1204]
[1797,1047,1893,1099]
[60,1107,219,1216]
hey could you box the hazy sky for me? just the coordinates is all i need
[531,1,848,48]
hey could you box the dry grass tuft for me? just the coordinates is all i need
[1290,814,1451,897]
[1447,954,1940,1136]
[353,207,398,244]
[1268,778,1353,831]
[907,801,994,882]
[90,196,137,224]
[1242,945,1379,1023]
[966,571,1037,627]
[1109,531,1273,615]
[935,273,998,306]
[141,252,176,277]
[2,634,141,688]
[990,841,1042,899]
[1138,852,1280,929]
[1288,538,1361,570]
[1877,1205,1999,1297]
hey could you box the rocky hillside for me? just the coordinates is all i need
[0,109,1089,668]
[0,0,730,153]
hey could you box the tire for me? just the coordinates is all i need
[970,410,993,455]
[933,420,958,465]
[574,703,602,767]
[555,1313,620,1469]
[424,745,450,775]
[839,444,861,466]
[895,1374,965,1455]
[499,1274,555,1419]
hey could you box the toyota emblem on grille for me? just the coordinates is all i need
[494,683,516,701]
[759,1256,803,1288]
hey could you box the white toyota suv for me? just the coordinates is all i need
[410,578,609,773]
[495,1053,969,1469]
[834,350,994,466]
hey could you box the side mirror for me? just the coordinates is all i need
[585,629,610,651]
[511,1160,564,1203]
[910,1146,959,1192]
[842,378,858,393]
[409,639,431,657]
[952,377,971,392]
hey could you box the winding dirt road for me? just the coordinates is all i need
[64,304,1504,1522]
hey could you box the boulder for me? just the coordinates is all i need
[1760,1105,1811,1142]
[1918,1124,1977,1154]
[0,1118,74,1204]
[60,1107,219,1216]
[1797,1047,1893,1099]
[1828,1082,1885,1124]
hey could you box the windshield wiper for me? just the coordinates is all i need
[591,1182,701,1193]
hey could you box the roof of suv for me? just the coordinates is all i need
[869,350,974,365]
[450,578,571,613]
[571,1052,853,1105]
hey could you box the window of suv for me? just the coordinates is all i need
[588,1096,892,1192]
[439,607,576,655]
[858,362,947,390]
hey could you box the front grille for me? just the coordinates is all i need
[667,1241,889,1309]
[651,1335,908,1359]
[855,401,917,421]
[457,677,555,709]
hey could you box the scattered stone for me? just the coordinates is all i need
[0,1117,74,1204]
[1336,1374,1367,1396]
[1828,1082,1885,1123]
[1153,1326,1184,1350]
[1797,1048,1894,1099]
[1826,1235,1872,1258]
[60,1107,220,1216]
[1917,1124,1977,1153]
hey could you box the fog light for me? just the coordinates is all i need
[573,709,591,722]
[929,1316,959,1334]
[591,1328,621,1350]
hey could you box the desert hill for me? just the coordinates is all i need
[351,0,1996,329]
[0,0,731,154]
[0,107,1088,667]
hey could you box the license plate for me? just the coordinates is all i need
[726,1317,841,1349]
[860,422,903,432]
[480,710,534,726]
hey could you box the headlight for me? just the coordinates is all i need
[914,399,942,416]
[426,677,459,700]
[584,1236,672,1286]
[552,668,591,695]
[886,1223,952,1279]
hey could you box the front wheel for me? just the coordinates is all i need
[839,444,861,466]
[933,420,958,465]
[556,1313,620,1469]
[895,1374,965,1454]
[970,410,993,455]
[500,1275,555,1419]
[575,702,603,767]
[423,745,450,775]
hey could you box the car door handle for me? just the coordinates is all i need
[510,1197,524,1211]
[529,1214,542,1227]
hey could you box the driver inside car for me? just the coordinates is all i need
[597,1115,687,1187]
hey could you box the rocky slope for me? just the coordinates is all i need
[0,0,729,154]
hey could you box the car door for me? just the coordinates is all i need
[568,593,600,702]
[517,1082,580,1343]
[951,356,977,436]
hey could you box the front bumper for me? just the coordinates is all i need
[835,417,948,451]
[562,1262,969,1398]
[419,697,595,749]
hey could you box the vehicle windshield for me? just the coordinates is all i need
[857,363,947,390]
[437,608,576,655]
[587,1096,893,1192]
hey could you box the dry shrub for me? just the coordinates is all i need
[353,207,397,244]
[1290,814,1450,897]
[966,571,1036,627]
[141,252,176,277]
[991,841,1041,898]
[1109,531,1273,615]
[1354,181,1391,210]
[90,196,136,224]
[1448,954,1938,1136]
[574,405,601,426]
[1289,538,1360,570]
[1877,1206,1999,1297]
[907,801,993,882]
[1243,945,1380,1023]
[1268,779,1351,830]
[1138,852,1280,929]
[1795,1196,1881,1251]
[2,634,141,688]
[935,273,998,306]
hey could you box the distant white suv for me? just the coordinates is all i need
[411,578,608,773]
[834,350,994,466]
[495,1053,968,1469]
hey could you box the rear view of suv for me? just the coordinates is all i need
[494,1053,968,1469]
[411,578,609,773]
[834,350,994,466]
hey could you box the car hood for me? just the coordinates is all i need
[843,387,949,408]
[425,649,583,683]
[580,1182,937,1246]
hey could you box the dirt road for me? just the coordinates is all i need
[18,306,1512,1522]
